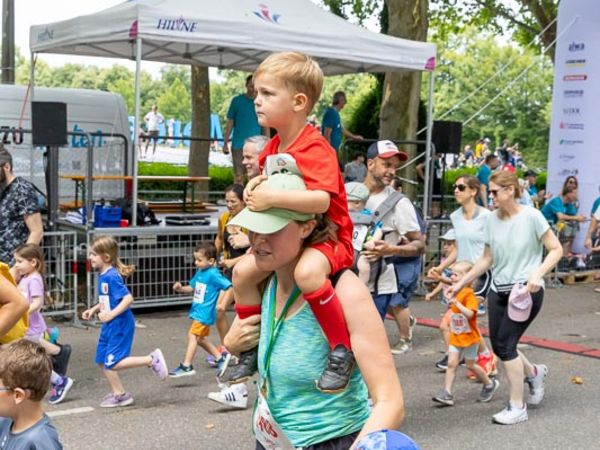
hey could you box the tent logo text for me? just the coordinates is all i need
[568,42,585,52]
[563,74,587,82]
[156,16,198,33]
[563,90,583,98]
[254,4,281,23]
[37,27,54,43]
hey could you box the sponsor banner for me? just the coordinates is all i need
[548,1,600,252]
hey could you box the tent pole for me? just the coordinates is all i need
[423,70,435,219]
[29,52,35,182]
[132,37,142,227]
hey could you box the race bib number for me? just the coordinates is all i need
[193,282,207,304]
[352,225,369,251]
[99,295,111,312]
[253,392,293,450]
[450,313,471,335]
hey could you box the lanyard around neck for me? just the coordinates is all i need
[263,278,301,377]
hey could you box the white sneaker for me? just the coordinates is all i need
[208,383,248,409]
[391,339,412,355]
[492,402,528,425]
[527,364,548,406]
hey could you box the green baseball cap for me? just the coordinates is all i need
[228,173,315,234]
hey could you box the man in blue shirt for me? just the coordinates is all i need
[224,76,264,184]
[321,91,363,155]
[541,186,585,224]
[476,153,499,208]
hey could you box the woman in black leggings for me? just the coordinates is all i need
[449,171,562,425]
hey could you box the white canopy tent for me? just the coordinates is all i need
[30,0,437,224]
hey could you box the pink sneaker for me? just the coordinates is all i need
[100,392,133,408]
[149,348,168,380]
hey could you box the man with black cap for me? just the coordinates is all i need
[0,146,44,265]
[362,140,425,354]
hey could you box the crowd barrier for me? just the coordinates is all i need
[84,226,217,309]
[41,231,79,322]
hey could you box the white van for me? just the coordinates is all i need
[0,85,131,203]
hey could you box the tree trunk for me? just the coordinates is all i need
[189,65,210,201]
[380,0,428,199]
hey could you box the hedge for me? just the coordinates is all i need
[138,162,234,195]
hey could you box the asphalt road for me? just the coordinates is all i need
[47,283,600,449]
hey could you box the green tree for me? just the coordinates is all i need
[157,77,191,122]
[430,0,558,62]
[431,28,553,166]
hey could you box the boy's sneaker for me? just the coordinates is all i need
[168,363,196,378]
[100,392,134,408]
[48,327,60,344]
[391,339,412,355]
[478,379,500,403]
[216,352,232,378]
[408,316,417,340]
[477,303,487,316]
[206,355,218,368]
[435,354,448,371]
[149,348,168,380]
[316,344,355,393]
[467,352,496,380]
[48,376,74,405]
[432,389,454,406]
[526,364,548,406]
[227,347,258,384]
[208,383,249,409]
[51,344,71,377]
[492,402,528,425]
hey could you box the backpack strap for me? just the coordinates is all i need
[372,191,405,226]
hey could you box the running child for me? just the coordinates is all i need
[11,244,73,405]
[0,340,63,449]
[345,181,383,286]
[432,261,500,406]
[81,236,168,408]
[169,241,233,378]
[228,52,358,392]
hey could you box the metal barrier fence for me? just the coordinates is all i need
[85,226,217,309]
[41,231,79,321]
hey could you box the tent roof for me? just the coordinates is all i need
[30,0,436,75]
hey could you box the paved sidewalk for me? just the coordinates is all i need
[47,283,600,449]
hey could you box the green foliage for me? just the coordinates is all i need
[430,28,553,166]
[157,77,191,122]
[321,0,383,25]
[430,0,558,59]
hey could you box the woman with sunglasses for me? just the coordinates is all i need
[428,175,495,372]
[448,171,562,425]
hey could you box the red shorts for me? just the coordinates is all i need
[310,239,354,275]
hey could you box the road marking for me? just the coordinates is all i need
[48,406,95,417]
[411,317,600,360]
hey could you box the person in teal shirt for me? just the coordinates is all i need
[476,153,499,207]
[540,186,584,224]
[224,75,263,184]
[224,173,403,449]
[321,91,363,154]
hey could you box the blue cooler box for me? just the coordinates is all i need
[94,205,122,228]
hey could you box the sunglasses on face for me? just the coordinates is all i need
[488,186,507,197]
[453,184,467,192]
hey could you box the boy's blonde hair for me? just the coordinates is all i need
[0,340,52,402]
[254,52,324,112]
[452,260,473,275]
[90,236,135,278]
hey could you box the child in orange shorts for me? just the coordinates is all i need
[169,242,233,378]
